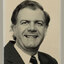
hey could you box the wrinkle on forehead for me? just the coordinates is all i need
[17,8,45,21]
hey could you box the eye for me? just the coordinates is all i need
[37,22,43,26]
[35,20,44,26]
[20,20,30,25]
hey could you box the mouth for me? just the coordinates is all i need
[24,35,38,38]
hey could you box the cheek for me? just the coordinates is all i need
[37,26,46,35]
[18,25,29,32]
[13,27,21,37]
[14,26,28,37]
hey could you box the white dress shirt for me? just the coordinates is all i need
[14,44,40,64]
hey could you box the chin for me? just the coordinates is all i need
[24,44,39,51]
[24,46,39,52]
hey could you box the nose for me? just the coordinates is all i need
[28,22,37,33]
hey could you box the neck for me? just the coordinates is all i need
[15,42,39,56]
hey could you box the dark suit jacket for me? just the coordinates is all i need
[4,41,58,64]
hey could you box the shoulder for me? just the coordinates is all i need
[38,51,58,64]
[4,41,16,57]
[4,40,15,50]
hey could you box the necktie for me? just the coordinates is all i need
[30,56,38,64]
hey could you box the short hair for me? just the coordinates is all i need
[11,0,50,26]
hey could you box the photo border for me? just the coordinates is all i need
[0,0,64,64]
[0,0,3,64]
[61,0,64,64]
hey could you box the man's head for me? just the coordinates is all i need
[11,0,50,53]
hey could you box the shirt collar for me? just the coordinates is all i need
[14,43,40,64]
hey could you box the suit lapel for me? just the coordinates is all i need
[10,46,24,64]
[5,41,49,64]
[38,52,48,64]
[5,41,24,64]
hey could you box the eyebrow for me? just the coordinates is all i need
[35,20,44,23]
[20,20,30,22]
[20,20,44,22]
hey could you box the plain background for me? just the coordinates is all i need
[3,0,61,64]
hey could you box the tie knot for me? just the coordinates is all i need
[30,56,37,64]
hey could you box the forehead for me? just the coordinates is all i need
[17,8,45,21]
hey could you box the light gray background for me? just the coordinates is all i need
[0,0,64,64]
[61,0,64,64]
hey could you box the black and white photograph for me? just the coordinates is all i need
[3,0,61,64]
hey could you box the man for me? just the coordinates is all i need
[4,0,58,64]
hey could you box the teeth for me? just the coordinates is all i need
[24,35,38,38]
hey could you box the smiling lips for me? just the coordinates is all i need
[24,34,38,38]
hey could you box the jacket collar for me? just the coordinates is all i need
[5,41,24,64]
[5,41,48,64]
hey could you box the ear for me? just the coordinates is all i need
[44,26,48,35]
[11,24,17,37]
[11,24,16,31]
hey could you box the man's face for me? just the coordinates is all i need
[13,8,47,51]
